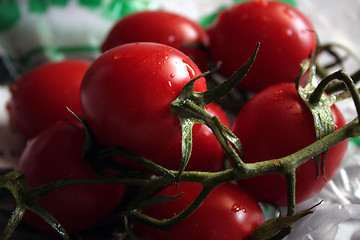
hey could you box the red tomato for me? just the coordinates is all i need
[231,82,348,206]
[186,103,230,172]
[15,120,125,234]
[101,10,210,71]
[80,42,207,166]
[134,182,264,240]
[7,59,90,139]
[121,103,230,172]
[207,0,317,92]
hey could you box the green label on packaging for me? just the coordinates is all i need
[0,0,21,31]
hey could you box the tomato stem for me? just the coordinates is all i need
[309,70,360,121]
[285,171,296,216]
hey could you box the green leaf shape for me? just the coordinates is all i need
[250,201,322,240]
[0,171,70,240]
[136,193,184,210]
[177,118,196,181]
[0,204,25,240]
[171,43,259,174]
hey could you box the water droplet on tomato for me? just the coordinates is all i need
[113,53,135,60]
[165,80,175,94]
[113,54,121,60]
[231,203,247,213]
[182,60,196,79]
[272,90,283,100]
[170,73,175,78]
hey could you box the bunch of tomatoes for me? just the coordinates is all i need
[4,0,351,239]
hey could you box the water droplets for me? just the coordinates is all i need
[165,80,175,94]
[272,90,283,101]
[182,60,196,79]
[231,203,247,213]
[113,53,135,60]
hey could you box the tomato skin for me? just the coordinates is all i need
[101,10,210,71]
[114,103,229,172]
[207,0,316,92]
[80,42,207,165]
[15,120,125,234]
[7,60,90,139]
[231,82,348,206]
[185,103,230,172]
[134,182,264,240]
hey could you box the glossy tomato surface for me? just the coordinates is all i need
[101,10,210,71]
[15,120,125,234]
[185,103,230,172]
[80,42,207,165]
[7,60,90,139]
[207,0,317,92]
[232,82,348,206]
[134,182,264,240]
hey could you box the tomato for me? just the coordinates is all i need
[101,10,210,71]
[121,103,229,172]
[80,42,207,167]
[207,0,317,92]
[231,82,348,206]
[7,59,90,139]
[134,182,264,240]
[185,103,230,172]
[15,120,125,234]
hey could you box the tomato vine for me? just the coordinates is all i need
[1,40,360,240]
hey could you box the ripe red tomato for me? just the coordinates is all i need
[186,103,230,172]
[114,103,229,172]
[134,182,264,240]
[7,59,90,139]
[207,0,317,92]
[15,120,125,234]
[80,42,207,166]
[231,82,348,206]
[101,10,210,71]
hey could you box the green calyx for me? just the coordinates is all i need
[170,42,260,180]
[296,59,336,179]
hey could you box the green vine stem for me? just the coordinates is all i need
[125,117,360,237]
[309,69,360,120]
[316,42,360,94]
[2,41,360,240]
[1,116,359,239]
[317,42,360,77]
